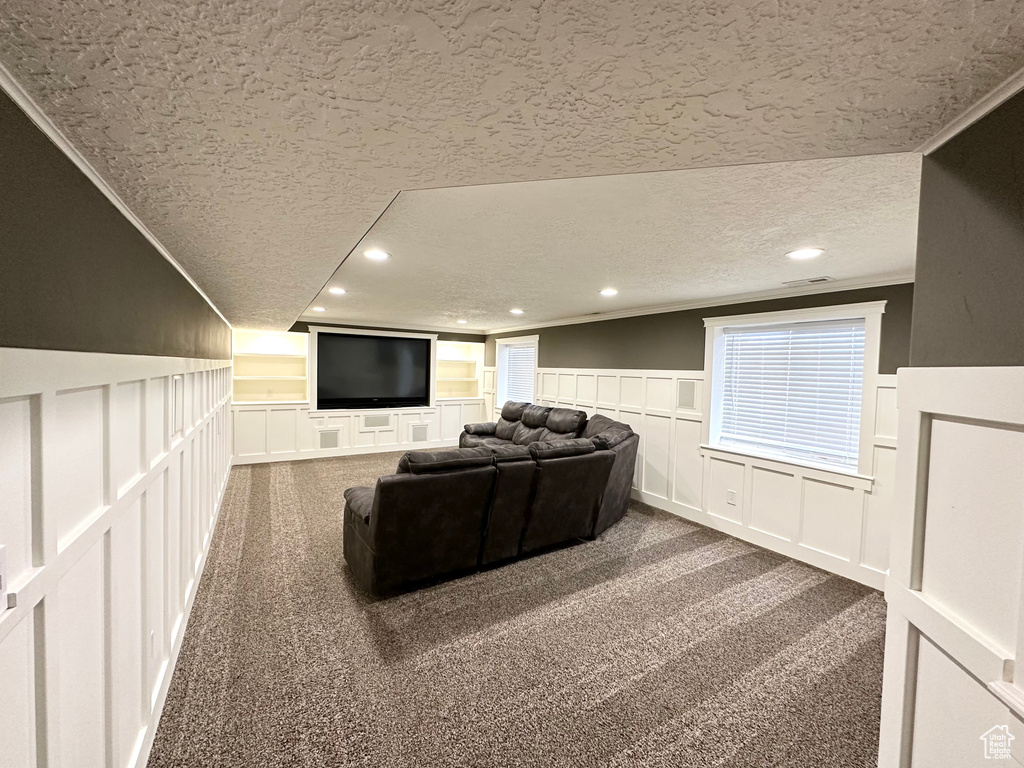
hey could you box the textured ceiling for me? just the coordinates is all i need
[1,1,1022,329]
[304,153,921,332]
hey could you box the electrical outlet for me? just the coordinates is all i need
[0,545,8,610]
[726,490,737,506]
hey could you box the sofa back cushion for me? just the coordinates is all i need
[528,438,595,460]
[546,407,587,436]
[584,413,636,450]
[494,401,527,441]
[396,447,494,474]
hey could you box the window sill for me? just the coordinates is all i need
[699,444,874,491]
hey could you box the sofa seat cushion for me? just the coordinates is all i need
[488,444,534,462]
[396,447,494,474]
[343,485,376,524]
[461,434,514,449]
[528,438,596,460]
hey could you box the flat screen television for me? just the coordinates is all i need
[316,332,431,410]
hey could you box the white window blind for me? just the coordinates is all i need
[715,318,866,470]
[499,343,536,404]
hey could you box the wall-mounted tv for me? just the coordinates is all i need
[316,332,431,410]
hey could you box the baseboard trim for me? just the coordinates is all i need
[631,489,886,590]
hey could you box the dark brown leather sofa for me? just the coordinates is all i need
[343,438,619,595]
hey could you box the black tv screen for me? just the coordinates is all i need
[316,332,431,410]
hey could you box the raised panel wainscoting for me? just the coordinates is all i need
[530,367,897,589]
[232,398,487,465]
[0,348,233,768]
[879,366,1024,767]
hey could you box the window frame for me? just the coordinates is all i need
[701,301,886,477]
[495,335,539,411]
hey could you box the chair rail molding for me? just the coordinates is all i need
[0,346,233,768]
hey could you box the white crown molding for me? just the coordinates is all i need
[483,272,915,336]
[0,62,232,328]
[916,63,1024,155]
[295,316,487,336]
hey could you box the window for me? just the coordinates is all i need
[496,336,538,406]
[705,303,884,473]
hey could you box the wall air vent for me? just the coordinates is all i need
[782,276,834,287]
[319,430,339,449]
[411,424,428,443]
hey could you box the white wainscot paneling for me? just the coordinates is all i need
[671,418,703,512]
[0,613,36,766]
[749,467,799,542]
[921,417,1024,655]
[58,541,106,768]
[800,479,861,561]
[879,367,1024,768]
[909,634,1024,767]
[707,456,745,524]
[267,408,298,454]
[0,347,232,768]
[112,379,144,497]
[537,367,895,589]
[645,377,674,412]
[558,373,575,401]
[53,385,106,547]
[0,395,36,587]
[641,414,671,499]
[231,398,484,465]
[620,376,644,409]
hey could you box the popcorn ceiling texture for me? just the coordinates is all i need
[1,1,1023,328]
[312,153,921,332]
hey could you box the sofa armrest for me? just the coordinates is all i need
[464,421,498,436]
[344,485,376,525]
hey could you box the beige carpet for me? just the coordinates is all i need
[148,451,886,768]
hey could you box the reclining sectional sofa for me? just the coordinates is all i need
[343,402,639,595]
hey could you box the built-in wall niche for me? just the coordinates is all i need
[436,340,484,399]
[232,329,309,404]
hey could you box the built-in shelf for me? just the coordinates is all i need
[233,330,309,404]
[436,341,484,399]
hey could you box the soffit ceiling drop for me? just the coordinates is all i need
[1,1,1022,329]
[305,152,922,333]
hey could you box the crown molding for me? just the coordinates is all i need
[916,64,1024,155]
[294,316,488,336]
[0,62,231,328]
[482,273,915,335]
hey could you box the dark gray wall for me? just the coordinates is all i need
[486,283,914,374]
[289,320,485,344]
[0,90,231,359]
[910,90,1024,367]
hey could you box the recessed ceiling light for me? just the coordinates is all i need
[786,248,824,260]
[328,287,346,295]
[509,308,524,315]
[600,288,618,296]
[311,306,326,312]
[456,319,468,324]
[364,249,390,261]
